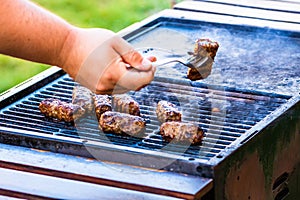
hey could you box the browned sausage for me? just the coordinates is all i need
[39,98,85,122]
[93,94,112,119]
[156,100,181,123]
[112,94,140,116]
[72,85,93,113]
[160,121,204,145]
[99,111,146,136]
[187,38,219,80]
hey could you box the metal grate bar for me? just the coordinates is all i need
[0,74,290,162]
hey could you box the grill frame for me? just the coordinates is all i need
[0,2,300,199]
[0,9,299,178]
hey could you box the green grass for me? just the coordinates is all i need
[0,0,172,93]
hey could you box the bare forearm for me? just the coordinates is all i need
[0,0,72,66]
[0,0,155,94]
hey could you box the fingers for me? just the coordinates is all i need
[90,56,155,94]
[73,31,156,95]
[116,64,155,91]
[108,36,156,91]
[111,36,153,71]
[94,87,130,95]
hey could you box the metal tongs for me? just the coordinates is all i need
[152,49,212,69]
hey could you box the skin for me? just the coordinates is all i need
[0,0,156,94]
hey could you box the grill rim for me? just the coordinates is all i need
[0,126,214,177]
[119,9,300,45]
[0,67,65,109]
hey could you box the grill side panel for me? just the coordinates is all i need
[214,100,300,200]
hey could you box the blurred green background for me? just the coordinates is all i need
[0,0,175,93]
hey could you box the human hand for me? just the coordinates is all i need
[60,27,156,94]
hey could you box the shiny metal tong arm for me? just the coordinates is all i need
[153,52,211,69]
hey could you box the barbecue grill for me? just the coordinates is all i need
[0,1,299,199]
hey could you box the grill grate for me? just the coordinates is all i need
[0,74,290,161]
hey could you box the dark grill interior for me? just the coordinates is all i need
[0,74,290,161]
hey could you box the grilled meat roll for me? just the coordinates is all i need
[72,85,93,113]
[160,121,204,145]
[156,100,181,123]
[93,94,112,119]
[99,111,146,135]
[112,94,140,116]
[39,98,85,122]
[187,38,219,81]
